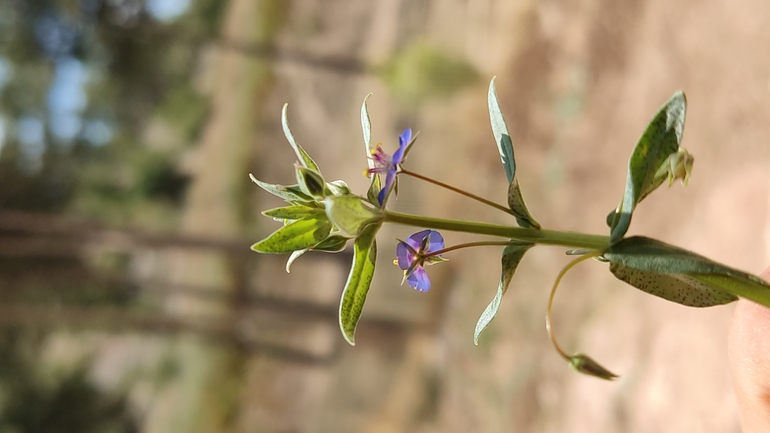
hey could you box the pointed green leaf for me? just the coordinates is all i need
[327,180,352,196]
[604,236,770,306]
[286,249,307,273]
[361,94,383,206]
[282,103,320,172]
[262,205,325,222]
[251,217,332,254]
[488,77,516,184]
[569,353,619,380]
[295,165,327,199]
[325,195,382,237]
[609,92,687,242]
[488,78,541,228]
[474,243,533,344]
[312,235,350,252]
[361,93,374,157]
[339,223,380,345]
[507,180,541,229]
[249,174,313,203]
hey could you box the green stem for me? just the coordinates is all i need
[382,211,610,250]
[425,240,523,258]
[400,169,514,216]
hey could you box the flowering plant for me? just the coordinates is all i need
[250,78,770,379]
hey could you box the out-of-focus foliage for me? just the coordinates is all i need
[0,330,138,433]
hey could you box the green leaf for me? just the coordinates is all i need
[262,205,325,222]
[603,236,770,306]
[327,180,352,196]
[474,243,533,344]
[569,353,619,380]
[324,195,382,237]
[286,249,307,273]
[312,235,350,252]
[488,78,541,229]
[609,92,687,242]
[251,217,332,254]
[339,223,379,345]
[295,166,327,199]
[249,174,313,203]
[488,77,516,184]
[282,103,321,172]
[507,180,541,229]
[361,94,383,206]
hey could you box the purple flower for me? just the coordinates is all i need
[395,229,446,292]
[367,128,412,205]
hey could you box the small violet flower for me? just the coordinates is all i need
[367,128,412,206]
[395,229,447,292]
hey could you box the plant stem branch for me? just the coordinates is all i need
[400,169,514,215]
[382,211,610,250]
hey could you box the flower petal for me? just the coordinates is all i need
[395,242,414,270]
[377,169,397,205]
[406,229,433,250]
[425,230,445,253]
[393,128,411,164]
[406,266,431,292]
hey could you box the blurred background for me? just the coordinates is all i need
[1,0,769,432]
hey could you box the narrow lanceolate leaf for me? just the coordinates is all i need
[361,94,383,206]
[325,195,382,237]
[312,235,350,252]
[361,93,374,159]
[339,223,379,345]
[251,217,332,254]
[282,103,320,172]
[327,180,352,196]
[609,92,687,242]
[262,205,325,222]
[474,243,533,344]
[249,174,313,203]
[488,78,541,229]
[604,236,770,307]
[286,249,308,273]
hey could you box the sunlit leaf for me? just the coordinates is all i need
[249,174,313,203]
[361,94,383,205]
[327,179,352,196]
[262,205,324,222]
[609,92,687,242]
[282,103,321,172]
[488,78,541,229]
[295,165,327,199]
[313,235,350,252]
[474,243,533,344]
[251,217,332,254]
[325,195,382,237]
[286,249,307,273]
[339,223,379,345]
[604,236,770,307]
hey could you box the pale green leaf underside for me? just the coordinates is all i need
[360,93,382,205]
[325,195,382,237]
[610,263,736,307]
[339,223,379,345]
[250,217,332,254]
[488,77,516,183]
[262,205,325,221]
[605,236,770,307]
[249,174,313,203]
[610,92,686,242]
[282,103,320,173]
[474,243,533,344]
[488,78,540,228]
